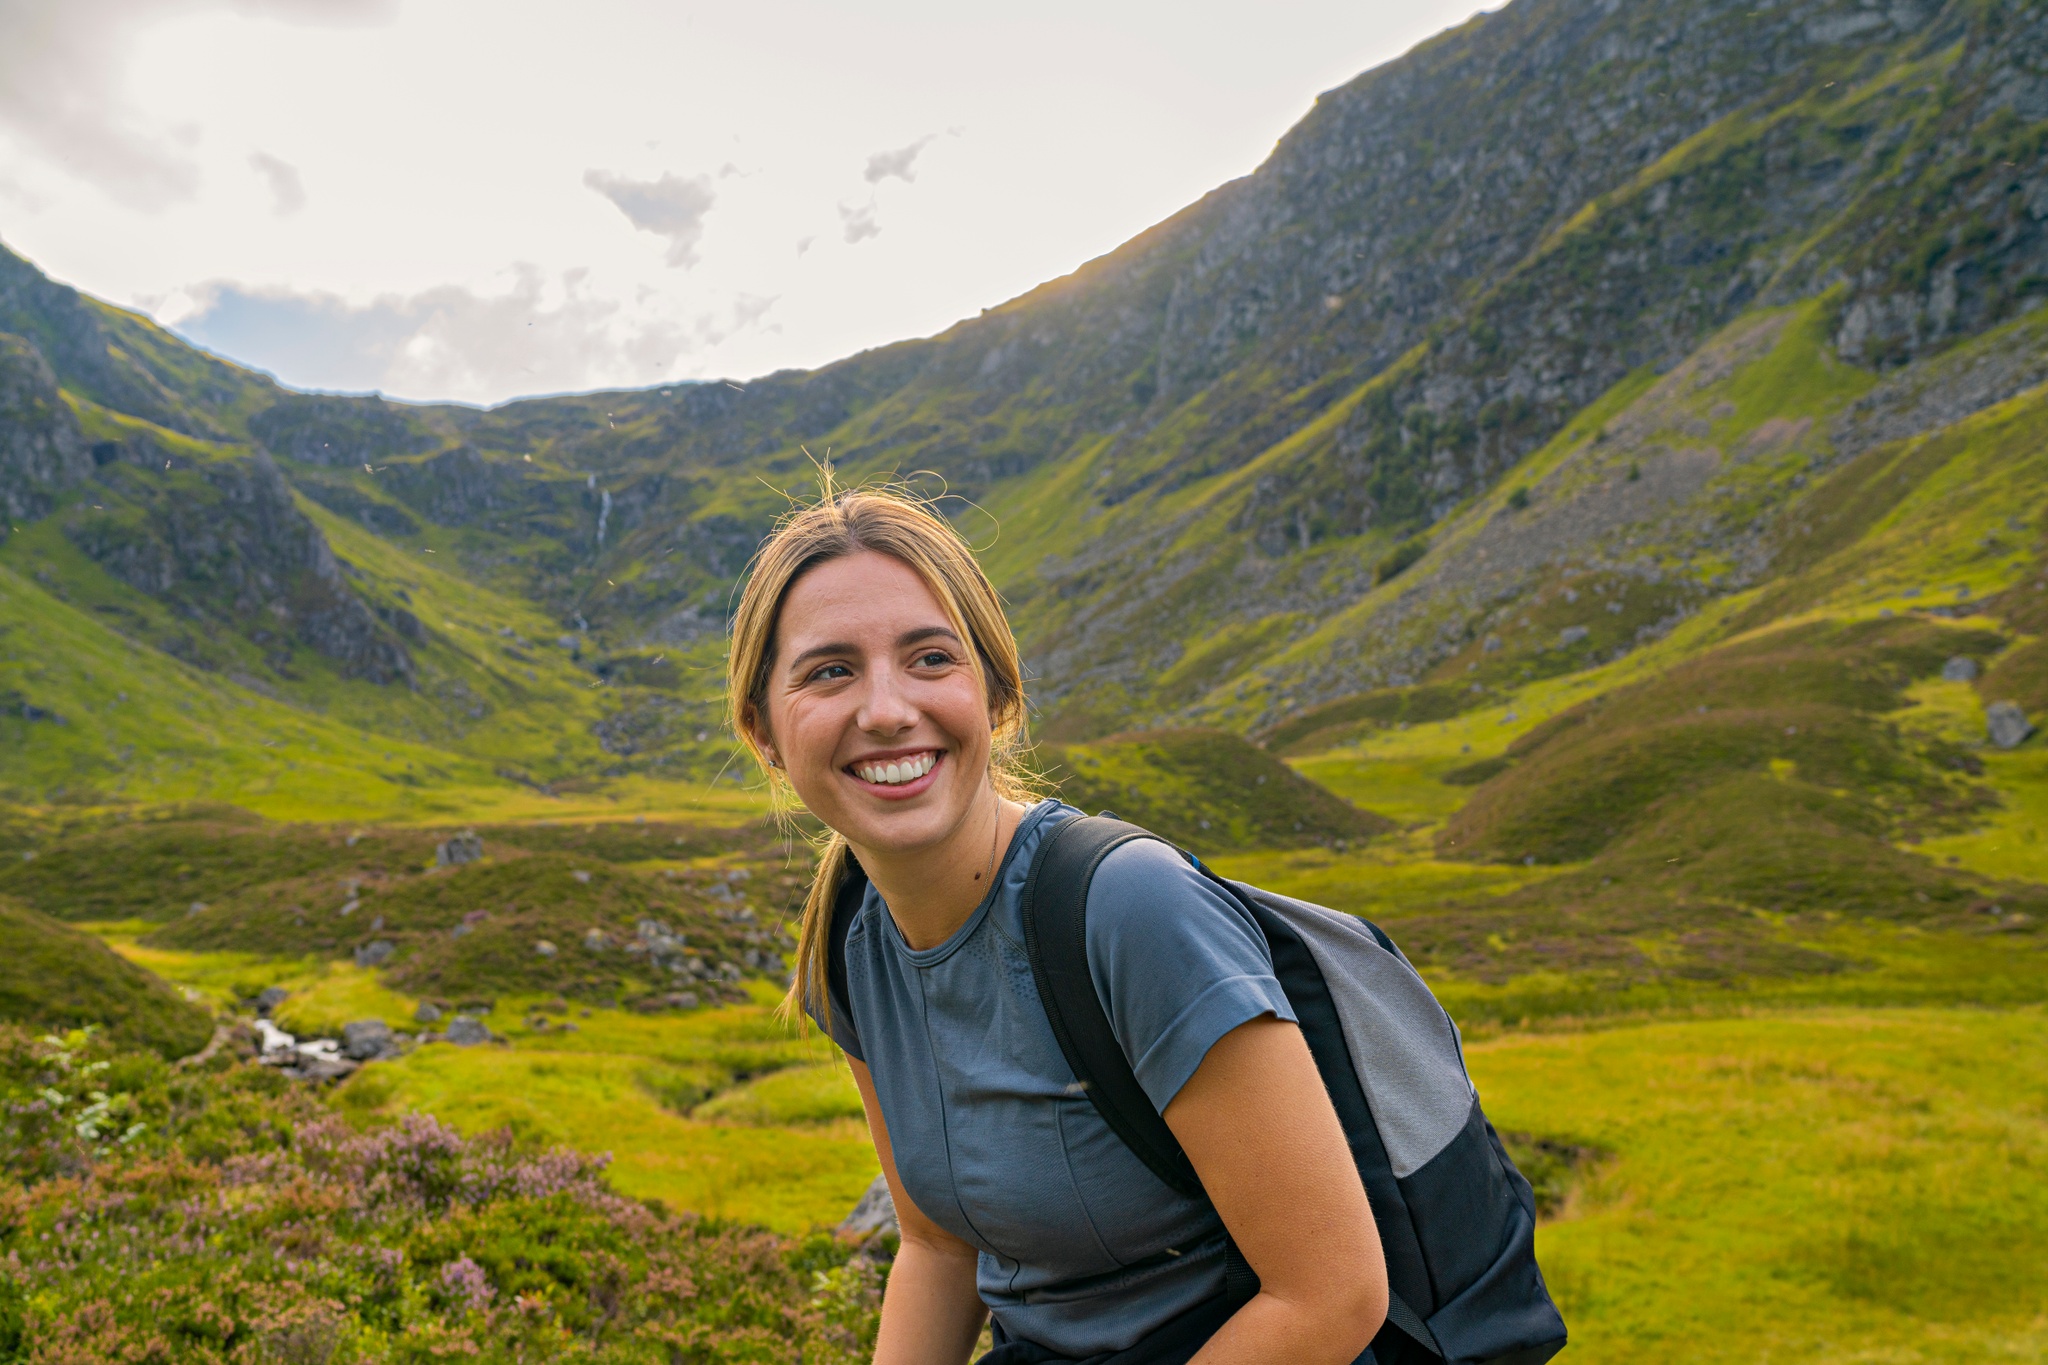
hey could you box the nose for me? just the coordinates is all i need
[855,665,920,736]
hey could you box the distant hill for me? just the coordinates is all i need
[0,901,212,1058]
[0,0,2044,811]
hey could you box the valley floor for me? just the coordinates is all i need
[96,916,2048,1363]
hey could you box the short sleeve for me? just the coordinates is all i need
[1083,840,1296,1113]
[806,990,865,1062]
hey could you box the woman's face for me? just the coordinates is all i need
[758,550,996,858]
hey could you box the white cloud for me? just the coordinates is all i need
[168,265,698,403]
[0,0,389,211]
[864,135,934,184]
[248,150,305,214]
[583,169,717,268]
[839,199,880,245]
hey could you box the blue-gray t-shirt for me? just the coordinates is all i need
[812,800,1297,1356]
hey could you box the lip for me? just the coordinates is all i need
[843,748,944,801]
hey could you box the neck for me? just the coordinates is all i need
[853,787,1029,951]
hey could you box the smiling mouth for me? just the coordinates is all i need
[850,751,938,786]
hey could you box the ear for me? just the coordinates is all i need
[742,706,780,769]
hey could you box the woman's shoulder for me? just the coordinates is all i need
[1086,836,1255,936]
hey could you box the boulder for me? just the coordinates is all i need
[533,940,557,957]
[838,1173,898,1242]
[1942,656,1980,682]
[436,830,483,866]
[353,939,395,968]
[414,1000,444,1024]
[444,1015,491,1046]
[1987,701,2033,750]
[341,1018,396,1061]
[254,986,292,1015]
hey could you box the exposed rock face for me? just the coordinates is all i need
[249,392,445,467]
[0,333,91,523]
[65,449,413,684]
[0,242,248,439]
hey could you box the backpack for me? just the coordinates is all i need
[828,814,1567,1365]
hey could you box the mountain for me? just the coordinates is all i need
[0,0,2044,812]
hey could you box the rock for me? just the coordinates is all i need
[838,1173,898,1242]
[582,928,611,951]
[353,939,395,967]
[255,986,291,1014]
[341,1019,396,1061]
[436,830,483,866]
[1559,625,1590,646]
[571,869,592,884]
[1942,656,1980,682]
[444,1015,491,1046]
[291,1053,359,1082]
[666,991,699,1010]
[1987,701,2033,750]
[0,333,92,523]
[533,939,557,957]
[414,1001,444,1024]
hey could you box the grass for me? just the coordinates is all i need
[332,986,877,1234]
[1038,728,1394,848]
[1470,1008,2048,1363]
[0,903,213,1057]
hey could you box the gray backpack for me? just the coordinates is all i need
[1019,817,1566,1365]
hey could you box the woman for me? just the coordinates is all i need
[730,486,1387,1365]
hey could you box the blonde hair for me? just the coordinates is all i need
[728,481,1035,1027]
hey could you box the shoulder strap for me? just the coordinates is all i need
[824,856,868,1032]
[1021,815,1445,1358]
[1019,815,1205,1199]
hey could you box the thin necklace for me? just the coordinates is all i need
[976,796,1000,885]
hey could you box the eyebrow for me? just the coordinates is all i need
[786,625,963,674]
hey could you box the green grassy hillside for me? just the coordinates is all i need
[0,902,212,1057]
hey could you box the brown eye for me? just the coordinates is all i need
[916,651,951,668]
[808,663,853,682]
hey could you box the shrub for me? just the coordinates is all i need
[0,1026,881,1362]
[1374,536,1430,585]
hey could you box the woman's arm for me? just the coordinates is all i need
[849,1057,989,1365]
[1165,1016,1388,1365]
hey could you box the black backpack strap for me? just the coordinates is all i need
[823,855,868,1035]
[1020,815,1205,1199]
[1021,814,1443,1357]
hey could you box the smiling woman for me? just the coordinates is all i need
[724,484,1389,1365]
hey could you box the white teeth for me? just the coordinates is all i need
[858,754,934,785]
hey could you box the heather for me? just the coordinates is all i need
[0,1026,882,1364]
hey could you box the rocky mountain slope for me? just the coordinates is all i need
[0,0,2044,805]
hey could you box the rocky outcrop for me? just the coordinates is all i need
[250,392,447,467]
[0,240,249,439]
[66,449,414,684]
[0,332,91,523]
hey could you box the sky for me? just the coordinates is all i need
[0,0,1490,407]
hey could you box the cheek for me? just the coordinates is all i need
[928,676,998,750]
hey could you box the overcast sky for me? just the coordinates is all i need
[0,0,1489,407]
